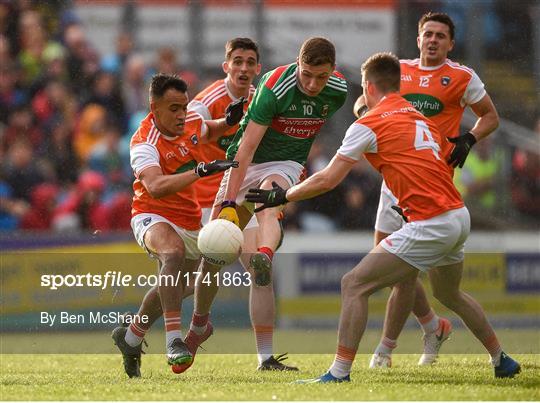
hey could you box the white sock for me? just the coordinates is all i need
[329,358,352,378]
[190,323,207,335]
[417,309,440,334]
[258,353,272,365]
[374,337,397,355]
[491,350,503,367]
[125,327,143,347]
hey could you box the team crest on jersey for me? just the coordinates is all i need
[190,134,198,145]
[321,105,329,117]
[441,76,451,86]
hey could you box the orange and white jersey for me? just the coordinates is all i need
[337,93,463,222]
[188,78,255,207]
[130,112,206,230]
[400,58,486,159]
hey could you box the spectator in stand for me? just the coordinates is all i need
[0,2,20,58]
[101,31,134,76]
[42,118,78,185]
[52,170,108,232]
[0,180,29,230]
[63,23,99,99]
[122,54,148,115]
[73,103,107,163]
[300,143,342,231]
[0,33,12,66]
[88,124,130,195]
[511,120,540,218]
[85,70,126,132]
[32,79,77,131]
[0,59,27,126]
[152,47,200,93]
[336,161,381,230]
[2,138,44,200]
[2,105,42,152]
[17,10,64,86]
[19,183,59,230]
[28,43,69,97]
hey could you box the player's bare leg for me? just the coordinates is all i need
[173,258,222,374]
[241,227,274,362]
[239,225,298,371]
[372,229,449,366]
[297,245,418,382]
[125,263,196,329]
[140,223,193,369]
[428,262,520,377]
[370,275,417,368]
[251,175,290,287]
[112,223,194,376]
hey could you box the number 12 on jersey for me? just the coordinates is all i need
[414,120,440,160]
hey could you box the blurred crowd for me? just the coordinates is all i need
[0,1,538,233]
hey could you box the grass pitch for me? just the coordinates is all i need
[1,329,539,401]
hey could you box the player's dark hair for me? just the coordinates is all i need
[225,37,260,62]
[149,73,187,99]
[299,37,335,66]
[418,12,455,40]
[361,52,400,93]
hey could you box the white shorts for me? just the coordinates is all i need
[214,160,304,215]
[374,181,403,234]
[380,207,470,272]
[201,207,259,229]
[131,213,201,261]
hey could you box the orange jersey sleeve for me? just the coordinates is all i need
[400,58,486,159]
[337,93,463,222]
[188,79,255,207]
[130,112,206,230]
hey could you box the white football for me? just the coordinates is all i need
[198,219,243,266]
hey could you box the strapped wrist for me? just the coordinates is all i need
[465,131,477,146]
[356,105,368,118]
[221,200,237,209]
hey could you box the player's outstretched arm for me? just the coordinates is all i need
[286,154,354,202]
[247,154,355,212]
[140,161,238,199]
[201,97,247,143]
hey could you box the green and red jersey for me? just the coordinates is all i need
[226,63,348,165]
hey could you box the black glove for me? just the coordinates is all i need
[195,160,239,178]
[245,181,288,212]
[447,131,477,168]
[225,97,247,126]
[391,205,409,223]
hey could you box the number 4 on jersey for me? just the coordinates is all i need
[414,120,440,160]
